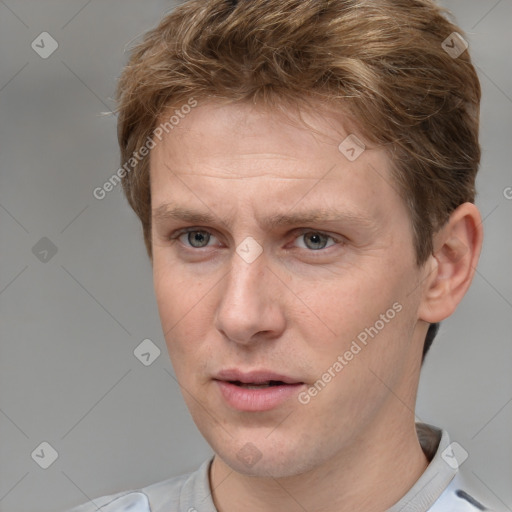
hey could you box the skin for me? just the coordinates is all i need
[149,101,482,512]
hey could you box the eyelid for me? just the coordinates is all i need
[168,227,213,238]
[291,228,344,245]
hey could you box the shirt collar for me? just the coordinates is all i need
[386,423,457,511]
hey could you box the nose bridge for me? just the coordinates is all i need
[214,249,284,344]
[222,252,267,318]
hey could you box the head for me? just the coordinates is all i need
[116,0,482,477]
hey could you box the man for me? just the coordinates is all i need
[68,0,502,510]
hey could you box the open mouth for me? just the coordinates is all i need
[229,380,288,389]
[215,373,305,411]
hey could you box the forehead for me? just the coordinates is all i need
[148,100,405,226]
[152,100,365,175]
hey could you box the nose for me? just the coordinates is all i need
[214,249,286,346]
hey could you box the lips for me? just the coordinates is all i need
[214,369,305,411]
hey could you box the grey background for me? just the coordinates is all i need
[0,1,510,511]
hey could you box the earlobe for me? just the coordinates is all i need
[418,203,483,324]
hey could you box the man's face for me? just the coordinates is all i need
[150,101,429,477]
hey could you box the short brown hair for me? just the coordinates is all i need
[116,0,481,356]
[117,0,480,263]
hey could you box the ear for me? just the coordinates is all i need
[418,202,483,323]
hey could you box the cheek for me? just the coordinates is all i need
[293,260,419,363]
[292,272,389,335]
[154,254,208,318]
[153,263,212,359]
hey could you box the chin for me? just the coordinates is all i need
[209,432,319,479]
[228,451,318,478]
[190,404,331,478]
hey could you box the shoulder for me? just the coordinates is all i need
[429,469,507,512]
[392,424,506,512]
[65,458,215,512]
[66,491,153,512]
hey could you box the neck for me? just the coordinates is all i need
[210,413,429,512]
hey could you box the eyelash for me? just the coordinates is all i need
[168,228,343,253]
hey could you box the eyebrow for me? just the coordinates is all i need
[152,204,375,230]
[153,205,217,226]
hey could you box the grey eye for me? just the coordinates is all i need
[301,232,331,250]
[186,230,211,248]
